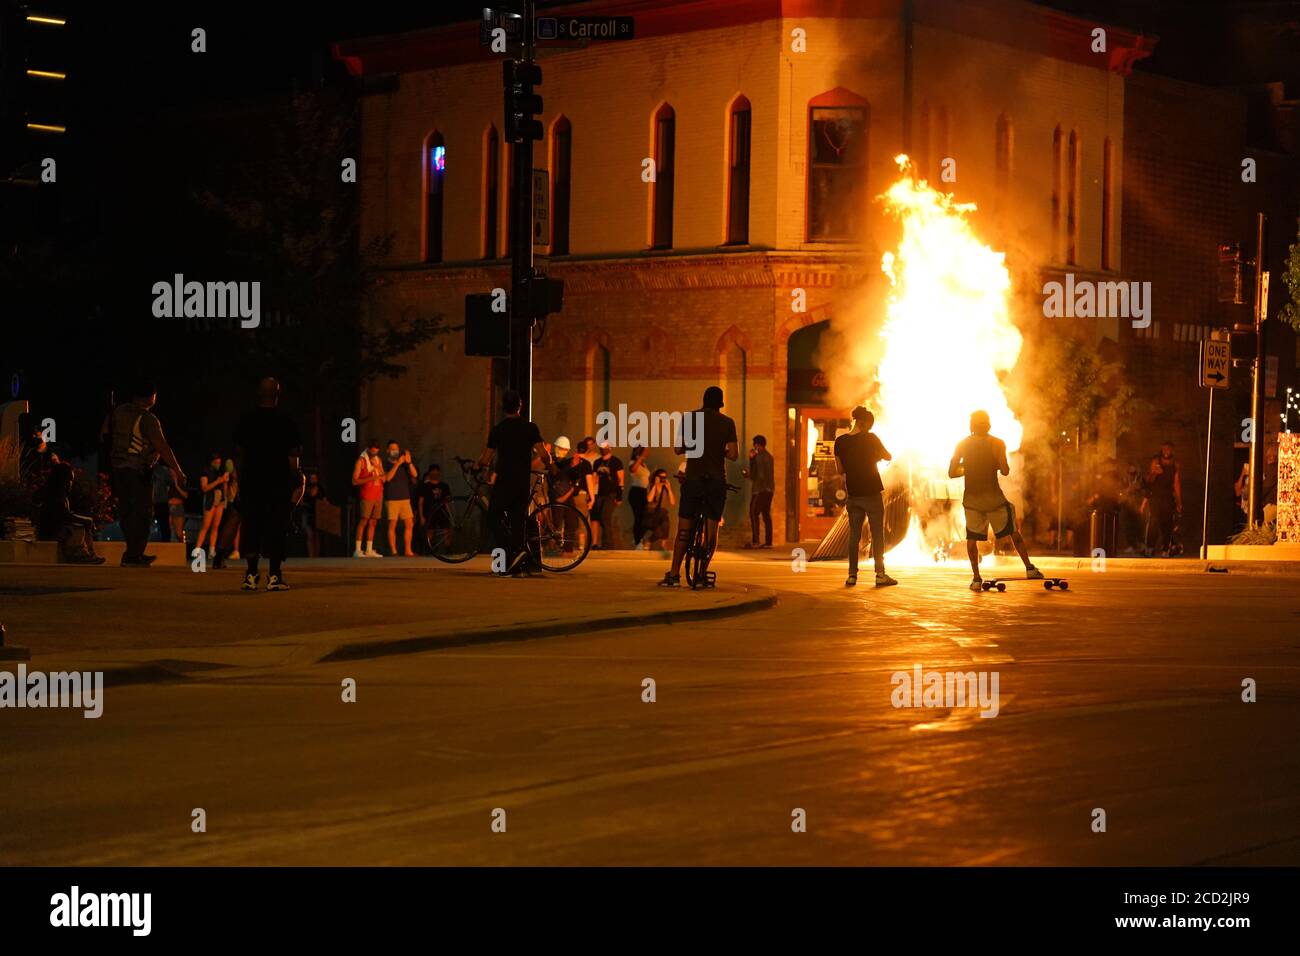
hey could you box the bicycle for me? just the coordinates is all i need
[427,456,591,572]
[681,480,742,590]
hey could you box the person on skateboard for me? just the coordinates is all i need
[948,410,1043,591]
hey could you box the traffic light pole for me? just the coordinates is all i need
[508,0,536,416]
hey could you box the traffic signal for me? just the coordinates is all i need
[526,273,564,319]
[465,292,510,357]
[1217,242,1243,305]
[503,59,542,143]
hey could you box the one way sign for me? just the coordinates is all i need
[1200,338,1230,389]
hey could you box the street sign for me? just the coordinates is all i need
[532,168,548,249]
[1201,338,1230,389]
[535,16,635,41]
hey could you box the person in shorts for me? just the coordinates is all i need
[382,440,418,557]
[352,440,384,557]
[659,386,737,588]
[948,409,1043,591]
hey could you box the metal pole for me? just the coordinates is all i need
[508,0,536,416]
[1057,447,1063,554]
[1247,212,1266,527]
[1201,383,1214,560]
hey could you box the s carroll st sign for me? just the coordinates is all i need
[535,16,635,41]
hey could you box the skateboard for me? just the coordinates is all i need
[980,577,1069,592]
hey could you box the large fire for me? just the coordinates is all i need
[870,155,1023,563]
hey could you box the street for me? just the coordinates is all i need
[2,555,1296,866]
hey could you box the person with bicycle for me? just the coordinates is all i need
[658,386,737,588]
[478,390,551,577]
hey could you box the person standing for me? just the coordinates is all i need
[626,446,651,547]
[232,377,302,591]
[591,441,624,549]
[297,471,322,558]
[643,467,675,551]
[382,440,418,557]
[948,409,1043,591]
[568,437,598,529]
[197,452,228,557]
[659,386,737,588]
[1144,441,1182,557]
[151,465,173,543]
[742,435,775,549]
[108,379,186,566]
[478,390,549,576]
[352,441,384,557]
[414,464,452,554]
[833,409,897,587]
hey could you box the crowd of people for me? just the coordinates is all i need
[22,372,1279,587]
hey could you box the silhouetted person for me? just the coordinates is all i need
[949,409,1042,591]
[38,462,105,564]
[107,380,185,566]
[232,377,302,591]
[743,434,775,549]
[660,386,737,588]
[479,390,549,576]
[834,408,896,587]
[1144,441,1182,557]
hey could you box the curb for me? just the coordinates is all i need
[9,586,780,686]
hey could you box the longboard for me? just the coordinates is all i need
[980,577,1069,592]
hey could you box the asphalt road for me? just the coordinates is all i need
[2,555,1297,865]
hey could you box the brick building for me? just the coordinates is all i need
[337,0,1274,547]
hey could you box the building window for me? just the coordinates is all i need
[424,131,445,264]
[808,94,867,240]
[1067,130,1080,266]
[652,104,675,250]
[483,126,499,259]
[1051,126,1063,262]
[994,113,1012,195]
[1101,137,1114,270]
[551,116,571,255]
[726,96,751,245]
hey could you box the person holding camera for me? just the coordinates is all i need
[383,439,419,557]
[643,468,675,552]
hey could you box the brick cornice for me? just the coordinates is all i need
[373,251,873,293]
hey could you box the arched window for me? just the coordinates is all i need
[726,95,751,245]
[1051,125,1063,262]
[1101,137,1114,270]
[424,131,445,264]
[551,116,572,254]
[1067,129,1080,265]
[994,113,1012,195]
[482,126,500,259]
[807,88,869,241]
[651,104,675,249]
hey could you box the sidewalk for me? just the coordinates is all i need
[0,556,776,684]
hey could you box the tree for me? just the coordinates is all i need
[1279,216,1300,332]
[196,91,454,476]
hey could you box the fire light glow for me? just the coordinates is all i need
[869,155,1024,561]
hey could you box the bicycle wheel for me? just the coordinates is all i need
[528,502,591,572]
[683,520,710,588]
[428,496,490,563]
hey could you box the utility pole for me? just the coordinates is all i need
[1247,212,1267,528]
[506,0,538,416]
